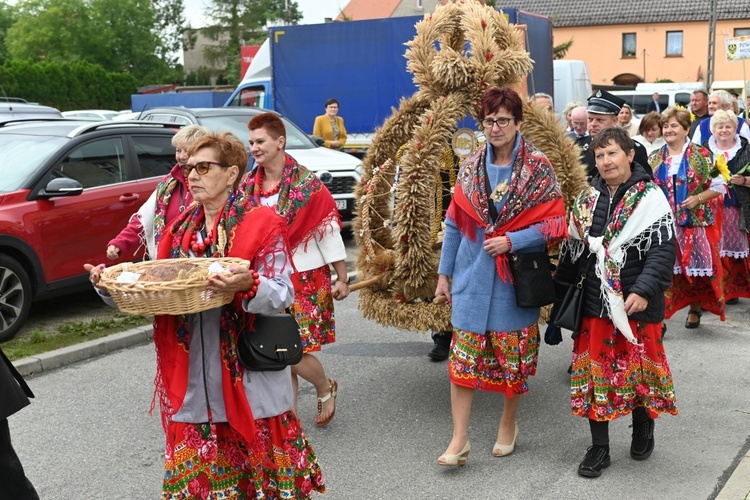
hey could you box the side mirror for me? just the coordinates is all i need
[310,135,325,147]
[39,178,84,198]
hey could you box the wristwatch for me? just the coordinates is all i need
[336,275,351,285]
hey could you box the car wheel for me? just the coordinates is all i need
[0,254,32,342]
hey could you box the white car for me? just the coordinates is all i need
[131,107,364,224]
[62,109,120,121]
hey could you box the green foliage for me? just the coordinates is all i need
[2,313,151,361]
[4,0,179,84]
[185,67,215,86]
[0,3,16,64]
[554,38,574,60]
[655,78,674,83]
[202,0,302,85]
[0,60,138,110]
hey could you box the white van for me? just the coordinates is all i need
[612,83,702,118]
[553,60,592,115]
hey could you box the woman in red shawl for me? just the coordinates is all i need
[244,113,349,427]
[89,132,325,499]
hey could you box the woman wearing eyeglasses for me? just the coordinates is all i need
[88,132,325,498]
[106,125,211,261]
[245,112,349,428]
[434,87,566,466]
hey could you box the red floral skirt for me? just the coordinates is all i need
[290,266,336,353]
[162,411,325,499]
[665,223,726,320]
[448,324,539,397]
[571,317,677,422]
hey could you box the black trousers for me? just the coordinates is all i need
[589,406,651,446]
[0,418,39,500]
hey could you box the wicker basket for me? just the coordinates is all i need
[98,257,250,316]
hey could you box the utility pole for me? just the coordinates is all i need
[706,0,717,89]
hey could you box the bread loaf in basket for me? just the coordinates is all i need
[98,257,250,315]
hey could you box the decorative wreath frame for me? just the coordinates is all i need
[353,0,587,332]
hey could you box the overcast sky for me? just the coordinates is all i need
[183,0,347,28]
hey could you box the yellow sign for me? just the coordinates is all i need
[726,36,750,62]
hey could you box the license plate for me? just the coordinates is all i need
[336,200,347,210]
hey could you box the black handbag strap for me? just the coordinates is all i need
[484,171,500,222]
[577,253,596,286]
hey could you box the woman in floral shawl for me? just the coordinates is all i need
[89,132,325,499]
[648,107,727,328]
[245,112,349,427]
[700,109,750,305]
[434,88,567,466]
[556,127,677,478]
[106,125,211,261]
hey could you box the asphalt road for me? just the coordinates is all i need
[9,292,750,499]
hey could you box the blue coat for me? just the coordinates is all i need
[438,218,546,334]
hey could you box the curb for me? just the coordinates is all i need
[715,450,750,500]
[12,325,154,377]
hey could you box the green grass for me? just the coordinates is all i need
[3,313,152,361]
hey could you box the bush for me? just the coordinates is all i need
[0,60,138,110]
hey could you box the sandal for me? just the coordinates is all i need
[685,309,702,329]
[316,379,338,427]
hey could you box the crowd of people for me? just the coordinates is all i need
[5,83,748,497]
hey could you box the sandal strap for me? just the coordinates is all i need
[688,309,702,317]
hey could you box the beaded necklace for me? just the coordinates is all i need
[258,167,282,198]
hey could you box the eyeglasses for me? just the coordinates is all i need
[482,117,514,129]
[182,161,230,176]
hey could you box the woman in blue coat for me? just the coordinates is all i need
[435,88,566,466]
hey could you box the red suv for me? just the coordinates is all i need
[0,120,178,341]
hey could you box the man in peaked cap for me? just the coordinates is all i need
[580,90,651,181]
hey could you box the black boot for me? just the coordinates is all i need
[630,418,655,460]
[577,445,611,477]
[428,331,451,361]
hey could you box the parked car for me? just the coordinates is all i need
[61,109,120,121]
[131,107,363,223]
[0,120,179,341]
[0,98,62,123]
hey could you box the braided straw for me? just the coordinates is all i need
[353,0,584,331]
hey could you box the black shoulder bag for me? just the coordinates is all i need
[237,313,303,371]
[485,175,556,308]
[553,254,596,334]
[509,251,556,308]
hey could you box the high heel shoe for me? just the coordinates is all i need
[438,440,471,466]
[493,423,519,457]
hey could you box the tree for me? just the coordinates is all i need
[6,0,180,83]
[153,0,187,67]
[202,0,302,84]
[554,38,573,60]
[0,3,16,64]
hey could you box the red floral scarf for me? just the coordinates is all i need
[446,137,567,281]
[152,192,288,447]
[243,153,341,250]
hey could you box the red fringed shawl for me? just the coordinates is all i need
[152,192,288,447]
[446,137,568,282]
[243,153,342,250]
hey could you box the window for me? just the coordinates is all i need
[132,135,176,178]
[416,0,423,7]
[622,33,636,57]
[666,31,683,56]
[53,138,125,189]
[735,28,750,37]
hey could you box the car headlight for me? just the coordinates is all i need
[354,164,364,176]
